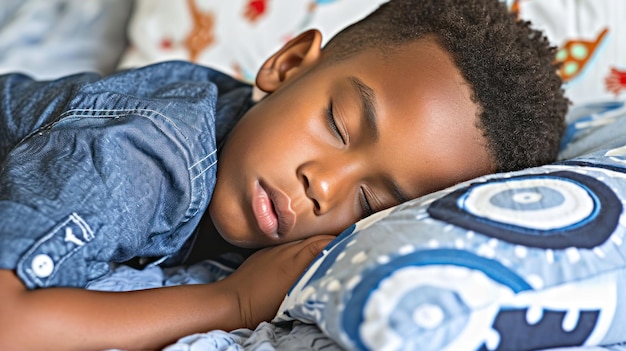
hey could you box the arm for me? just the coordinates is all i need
[0,235,333,351]
[0,269,237,351]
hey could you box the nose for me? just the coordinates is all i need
[298,158,360,215]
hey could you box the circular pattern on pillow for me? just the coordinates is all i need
[428,171,622,249]
[461,177,594,230]
[347,250,532,350]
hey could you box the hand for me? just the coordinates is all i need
[220,235,334,329]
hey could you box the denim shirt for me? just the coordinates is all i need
[0,61,253,289]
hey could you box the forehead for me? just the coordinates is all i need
[325,39,494,195]
[323,38,479,122]
[351,39,477,118]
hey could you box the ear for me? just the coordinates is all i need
[255,29,323,93]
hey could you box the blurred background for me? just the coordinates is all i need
[0,0,624,105]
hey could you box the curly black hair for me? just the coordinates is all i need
[323,0,568,172]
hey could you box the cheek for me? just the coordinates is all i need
[249,106,329,159]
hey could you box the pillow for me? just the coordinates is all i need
[119,0,626,105]
[515,0,626,105]
[117,0,387,81]
[275,101,626,350]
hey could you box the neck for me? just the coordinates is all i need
[186,213,256,265]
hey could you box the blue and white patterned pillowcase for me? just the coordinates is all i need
[275,101,626,351]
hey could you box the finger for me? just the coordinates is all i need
[292,235,335,266]
[264,234,335,254]
[299,234,336,246]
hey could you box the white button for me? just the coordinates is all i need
[31,254,54,278]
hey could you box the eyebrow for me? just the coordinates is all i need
[348,76,412,205]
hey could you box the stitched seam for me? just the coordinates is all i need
[191,159,217,181]
[189,150,217,170]
[57,108,188,141]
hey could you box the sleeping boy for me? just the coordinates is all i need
[0,0,568,349]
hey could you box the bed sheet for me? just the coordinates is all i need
[87,259,342,351]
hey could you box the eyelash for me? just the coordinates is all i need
[326,101,371,216]
[326,101,346,144]
[360,187,374,218]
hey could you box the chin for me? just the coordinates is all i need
[222,234,251,248]
[218,228,265,249]
[208,204,270,249]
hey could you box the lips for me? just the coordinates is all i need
[252,180,296,239]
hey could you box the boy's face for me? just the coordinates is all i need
[209,31,494,248]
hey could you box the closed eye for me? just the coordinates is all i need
[326,101,347,144]
[360,187,374,218]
